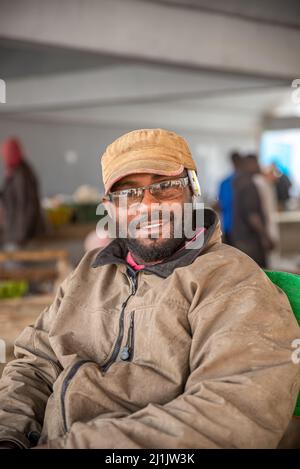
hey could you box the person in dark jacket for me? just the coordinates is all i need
[231,158,273,268]
[271,163,292,210]
[0,138,45,248]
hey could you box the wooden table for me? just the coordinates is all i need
[0,294,53,377]
[0,248,71,376]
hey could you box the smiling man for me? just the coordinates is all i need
[0,128,299,449]
[104,168,198,265]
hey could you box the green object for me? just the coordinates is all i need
[264,270,300,417]
[71,203,100,223]
[0,280,28,299]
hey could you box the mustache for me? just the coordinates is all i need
[133,211,175,228]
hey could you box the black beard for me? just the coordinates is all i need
[117,202,196,263]
[125,236,185,263]
[125,209,186,263]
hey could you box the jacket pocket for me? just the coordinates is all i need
[58,359,133,434]
[41,358,95,439]
[60,359,94,433]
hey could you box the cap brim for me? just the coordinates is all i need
[104,159,184,194]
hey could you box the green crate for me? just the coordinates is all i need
[0,280,29,299]
[264,270,300,417]
[71,203,100,223]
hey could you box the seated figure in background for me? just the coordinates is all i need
[0,137,46,250]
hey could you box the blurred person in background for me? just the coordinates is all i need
[271,162,292,211]
[245,154,279,249]
[218,151,243,245]
[231,156,273,268]
[0,137,46,250]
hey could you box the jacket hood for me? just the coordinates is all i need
[92,208,221,278]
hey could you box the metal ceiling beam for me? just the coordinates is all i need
[0,0,299,80]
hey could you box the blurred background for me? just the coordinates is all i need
[0,1,300,359]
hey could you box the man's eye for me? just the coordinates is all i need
[158,182,166,188]
[160,181,172,189]
[127,190,138,197]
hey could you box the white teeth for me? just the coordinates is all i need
[140,223,162,229]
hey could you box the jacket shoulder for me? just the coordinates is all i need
[189,242,283,305]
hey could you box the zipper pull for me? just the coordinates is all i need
[120,346,130,361]
[120,311,135,361]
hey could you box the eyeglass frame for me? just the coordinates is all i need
[105,176,190,204]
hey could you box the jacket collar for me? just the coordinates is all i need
[92,208,221,279]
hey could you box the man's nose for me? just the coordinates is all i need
[141,188,157,206]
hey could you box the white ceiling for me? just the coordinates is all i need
[0,40,295,136]
[0,41,123,80]
[22,89,289,135]
[141,0,300,28]
[0,61,292,135]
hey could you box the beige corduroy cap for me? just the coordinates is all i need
[101,128,197,194]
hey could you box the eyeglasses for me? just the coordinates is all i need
[106,177,190,206]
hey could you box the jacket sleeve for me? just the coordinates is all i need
[0,275,70,448]
[48,283,300,449]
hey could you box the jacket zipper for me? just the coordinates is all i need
[60,269,138,432]
[120,310,135,361]
[61,358,93,433]
[100,269,137,372]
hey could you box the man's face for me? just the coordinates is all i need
[109,170,193,263]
